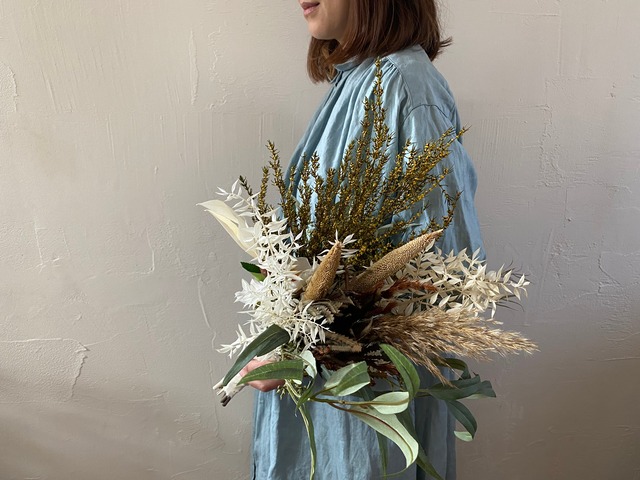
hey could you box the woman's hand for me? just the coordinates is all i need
[240,358,285,392]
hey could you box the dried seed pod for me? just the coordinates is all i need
[302,242,343,302]
[349,230,442,294]
[324,331,363,353]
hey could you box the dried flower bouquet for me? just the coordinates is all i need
[201,62,535,479]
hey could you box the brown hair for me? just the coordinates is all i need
[307,0,451,83]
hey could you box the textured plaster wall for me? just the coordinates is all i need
[0,1,637,479]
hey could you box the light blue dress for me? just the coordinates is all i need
[251,46,484,480]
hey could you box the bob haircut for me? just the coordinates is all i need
[307,0,451,83]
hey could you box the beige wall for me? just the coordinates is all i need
[1,1,638,478]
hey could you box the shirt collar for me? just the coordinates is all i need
[330,58,360,84]
[335,58,359,72]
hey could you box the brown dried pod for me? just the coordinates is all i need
[302,241,343,302]
[349,230,442,294]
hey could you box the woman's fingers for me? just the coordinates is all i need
[241,359,285,392]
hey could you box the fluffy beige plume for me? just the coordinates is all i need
[367,309,537,383]
[349,230,442,294]
[302,242,343,302]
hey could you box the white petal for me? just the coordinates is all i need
[200,199,259,256]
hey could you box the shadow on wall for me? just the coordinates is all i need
[0,377,252,480]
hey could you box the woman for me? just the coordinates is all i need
[246,1,484,478]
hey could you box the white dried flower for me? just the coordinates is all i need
[210,184,330,357]
[382,247,529,319]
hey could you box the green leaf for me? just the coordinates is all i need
[396,409,444,480]
[454,431,473,442]
[416,448,445,480]
[426,377,495,401]
[327,391,411,414]
[356,385,376,402]
[449,376,481,388]
[439,357,471,379]
[369,392,411,415]
[295,351,319,408]
[347,406,418,469]
[322,362,370,396]
[299,350,318,377]
[376,431,389,477]
[446,400,477,439]
[298,403,317,480]
[380,344,420,399]
[467,380,496,399]
[238,359,304,385]
[296,379,316,408]
[241,261,266,281]
[222,325,289,386]
[354,386,388,476]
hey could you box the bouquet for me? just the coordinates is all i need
[202,62,535,479]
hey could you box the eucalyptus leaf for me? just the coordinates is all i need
[454,375,482,386]
[326,391,411,414]
[241,261,266,281]
[369,392,411,415]
[446,399,477,438]
[376,431,389,477]
[381,344,420,399]
[323,362,370,396]
[299,350,317,377]
[454,431,474,442]
[348,406,418,469]
[396,409,444,480]
[467,380,496,399]
[416,448,445,480]
[439,357,471,379]
[298,403,317,480]
[296,352,319,408]
[296,379,316,408]
[222,325,289,386]
[238,359,304,385]
[426,376,492,401]
[355,387,389,477]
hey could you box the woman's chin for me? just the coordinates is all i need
[309,32,339,42]
[306,24,339,42]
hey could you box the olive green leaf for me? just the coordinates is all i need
[454,431,473,442]
[446,399,477,440]
[241,261,266,281]
[369,392,411,415]
[356,386,388,476]
[299,350,318,377]
[222,325,289,386]
[238,359,304,385]
[298,403,317,480]
[425,376,494,401]
[381,344,420,398]
[396,409,444,480]
[439,357,471,379]
[322,361,370,396]
[347,406,418,469]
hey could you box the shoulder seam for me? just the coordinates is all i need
[380,55,452,120]
[401,104,451,131]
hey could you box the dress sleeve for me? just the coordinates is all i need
[392,104,485,256]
